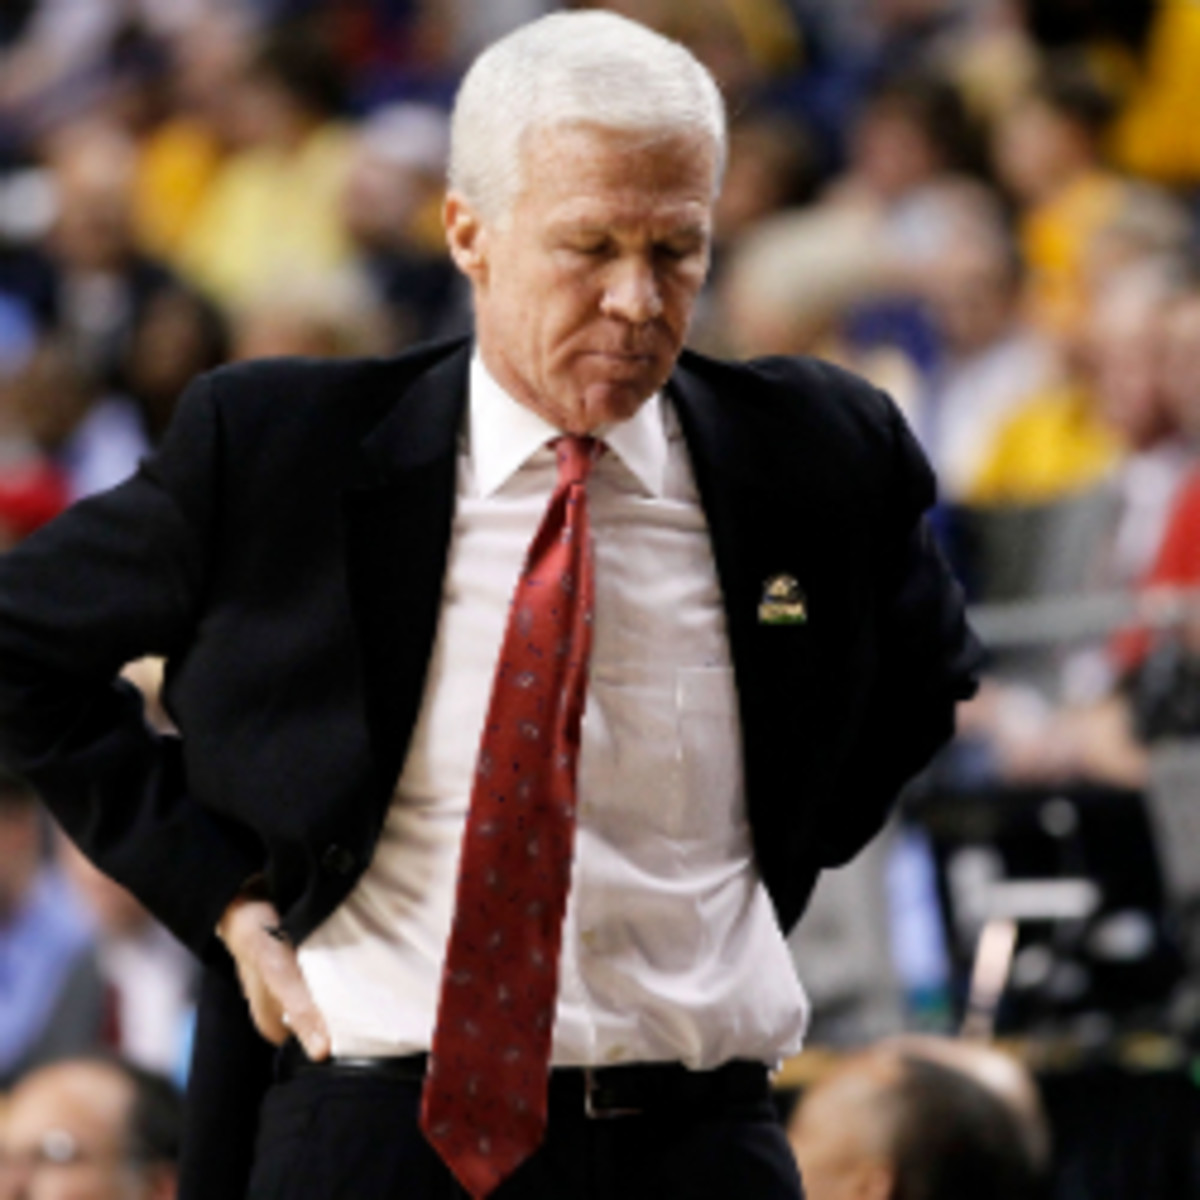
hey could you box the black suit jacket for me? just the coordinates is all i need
[0,338,979,1197]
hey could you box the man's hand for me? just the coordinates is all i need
[216,896,331,1060]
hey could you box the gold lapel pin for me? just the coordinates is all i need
[758,574,807,625]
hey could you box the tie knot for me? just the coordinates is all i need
[553,436,599,487]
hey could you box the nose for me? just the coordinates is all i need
[600,259,663,325]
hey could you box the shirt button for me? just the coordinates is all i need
[321,844,357,876]
[580,929,598,951]
[605,1044,628,1064]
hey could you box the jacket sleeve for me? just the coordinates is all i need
[817,396,983,867]
[0,373,263,957]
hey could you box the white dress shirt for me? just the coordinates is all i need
[298,354,809,1068]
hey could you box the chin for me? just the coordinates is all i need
[590,364,668,415]
[575,388,648,431]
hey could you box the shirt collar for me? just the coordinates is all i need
[468,352,669,499]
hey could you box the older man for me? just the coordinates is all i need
[788,1038,1050,1200]
[0,1057,182,1200]
[0,11,978,1200]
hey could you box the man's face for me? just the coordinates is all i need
[446,122,717,434]
[0,1065,151,1200]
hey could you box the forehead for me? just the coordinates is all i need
[511,123,718,231]
[5,1068,130,1149]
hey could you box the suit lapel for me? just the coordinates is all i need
[341,345,469,792]
[667,358,826,877]
[667,355,823,682]
[340,345,838,875]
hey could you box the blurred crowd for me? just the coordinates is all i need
[3,0,1200,1193]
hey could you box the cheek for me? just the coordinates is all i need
[669,256,709,308]
[540,278,604,348]
[662,277,704,334]
[483,274,541,350]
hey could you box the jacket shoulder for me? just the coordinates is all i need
[198,337,466,431]
[675,348,934,514]
[678,348,900,443]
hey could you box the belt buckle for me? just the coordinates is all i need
[582,1067,642,1119]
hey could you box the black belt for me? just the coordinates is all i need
[275,1040,770,1118]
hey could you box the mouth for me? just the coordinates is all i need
[584,350,658,370]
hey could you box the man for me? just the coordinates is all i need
[0,1056,182,1200]
[58,833,198,1078]
[787,1037,1050,1200]
[0,12,979,1200]
[0,772,101,1090]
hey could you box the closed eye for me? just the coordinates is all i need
[656,244,691,262]
[568,239,613,258]
[655,237,706,263]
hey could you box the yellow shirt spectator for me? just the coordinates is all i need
[1018,170,1124,340]
[969,381,1122,505]
[134,118,225,262]
[178,123,353,311]
[1110,0,1200,185]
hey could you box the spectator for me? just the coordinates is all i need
[118,288,228,446]
[692,107,818,354]
[958,266,1190,789]
[788,1037,1049,1200]
[132,9,254,263]
[918,220,1059,503]
[57,837,197,1082]
[13,116,223,461]
[1077,268,1192,590]
[177,24,355,311]
[1082,183,1193,306]
[339,103,466,349]
[39,118,200,402]
[0,459,68,550]
[0,1056,182,1200]
[723,69,989,409]
[992,55,1127,342]
[3,339,146,503]
[1108,0,1200,187]
[231,270,390,361]
[966,329,1118,510]
[829,69,981,268]
[713,110,818,249]
[0,0,202,147]
[721,201,894,361]
[0,330,69,549]
[937,0,1040,130]
[0,772,101,1090]
[967,259,1185,521]
[593,0,805,109]
[1112,286,1200,741]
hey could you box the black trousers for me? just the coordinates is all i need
[245,1065,805,1200]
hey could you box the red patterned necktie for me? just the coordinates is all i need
[421,435,599,1198]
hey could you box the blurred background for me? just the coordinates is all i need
[2,2,1200,1197]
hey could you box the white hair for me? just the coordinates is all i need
[448,10,727,220]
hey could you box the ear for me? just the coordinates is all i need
[444,191,489,288]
